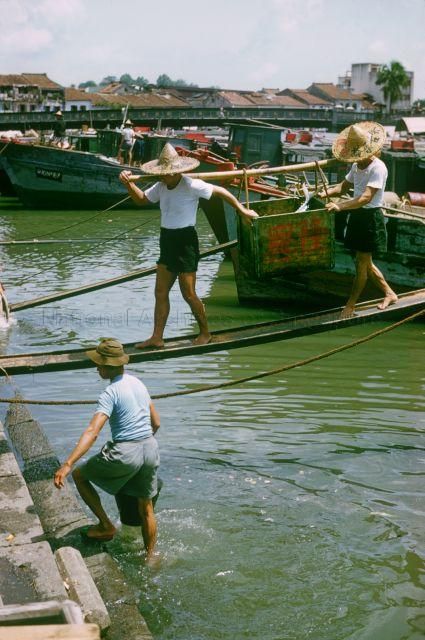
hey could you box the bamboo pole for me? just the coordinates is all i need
[9,240,237,312]
[135,158,337,181]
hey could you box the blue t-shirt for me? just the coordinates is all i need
[96,373,152,442]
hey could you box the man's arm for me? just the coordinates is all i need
[319,179,352,200]
[53,412,108,489]
[326,185,377,213]
[211,185,259,223]
[119,170,151,206]
[150,401,160,434]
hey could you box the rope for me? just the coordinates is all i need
[0,141,11,156]
[11,215,156,287]
[9,195,132,242]
[243,168,250,209]
[0,308,422,406]
[314,160,329,202]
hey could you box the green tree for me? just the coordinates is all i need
[135,76,149,87]
[156,74,173,87]
[119,73,135,85]
[100,75,117,86]
[376,60,410,113]
[78,80,97,89]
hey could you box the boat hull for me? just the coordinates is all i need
[1,142,142,209]
[232,197,425,308]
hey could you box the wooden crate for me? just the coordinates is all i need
[238,198,335,279]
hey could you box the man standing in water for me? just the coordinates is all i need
[120,143,258,348]
[54,338,160,562]
[320,122,397,318]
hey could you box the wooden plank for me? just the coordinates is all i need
[0,289,423,377]
[0,624,100,640]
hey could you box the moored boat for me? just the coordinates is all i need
[232,195,425,308]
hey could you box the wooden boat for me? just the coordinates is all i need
[0,289,423,376]
[0,136,140,210]
[0,131,195,210]
[232,195,425,307]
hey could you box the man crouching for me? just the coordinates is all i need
[54,338,160,562]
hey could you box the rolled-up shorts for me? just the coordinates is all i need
[344,207,387,255]
[78,436,159,499]
[157,226,200,273]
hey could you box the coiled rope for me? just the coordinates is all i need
[0,308,422,406]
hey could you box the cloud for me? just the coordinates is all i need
[1,26,52,55]
[249,62,280,85]
[271,0,324,33]
[368,39,388,59]
[35,0,86,24]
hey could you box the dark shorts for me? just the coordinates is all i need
[157,226,200,273]
[78,437,159,499]
[344,207,387,255]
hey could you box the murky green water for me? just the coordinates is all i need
[0,199,424,640]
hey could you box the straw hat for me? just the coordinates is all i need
[86,337,129,366]
[55,110,63,117]
[141,142,200,175]
[332,121,385,162]
[125,119,133,126]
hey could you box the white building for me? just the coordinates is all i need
[340,63,414,111]
[64,87,93,112]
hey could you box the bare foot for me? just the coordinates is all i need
[144,551,162,570]
[377,293,398,310]
[192,333,212,346]
[135,338,165,350]
[82,523,116,541]
[340,305,356,319]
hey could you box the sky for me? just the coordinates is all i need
[0,0,424,99]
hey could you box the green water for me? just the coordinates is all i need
[0,200,424,640]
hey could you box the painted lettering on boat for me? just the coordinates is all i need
[262,215,331,267]
[35,168,63,182]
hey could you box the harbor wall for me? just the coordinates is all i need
[0,400,153,640]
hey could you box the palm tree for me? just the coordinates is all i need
[376,61,411,113]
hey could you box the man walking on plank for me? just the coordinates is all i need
[54,338,160,562]
[320,122,398,318]
[119,143,258,348]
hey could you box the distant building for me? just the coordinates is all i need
[307,83,366,111]
[0,73,63,112]
[338,63,414,111]
[64,87,93,112]
[279,89,332,109]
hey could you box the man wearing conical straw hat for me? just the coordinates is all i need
[120,143,258,347]
[319,122,397,318]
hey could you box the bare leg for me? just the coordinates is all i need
[72,468,116,537]
[367,262,398,309]
[178,271,211,345]
[341,251,370,319]
[138,497,157,559]
[136,265,177,349]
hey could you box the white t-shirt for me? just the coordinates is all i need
[122,127,134,145]
[345,156,388,208]
[144,176,214,229]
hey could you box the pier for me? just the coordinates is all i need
[0,400,153,639]
[0,106,374,133]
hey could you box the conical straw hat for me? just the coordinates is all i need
[141,142,200,175]
[332,121,386,162]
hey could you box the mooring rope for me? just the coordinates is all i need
[8,195,132,243]
[0,308,422,406]
[12,215,156,287]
